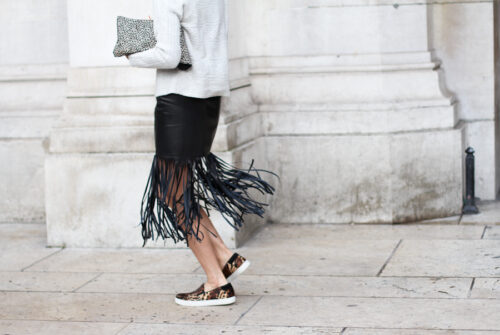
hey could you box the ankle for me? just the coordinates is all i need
[217,249,234,268]
[205,277,228,291]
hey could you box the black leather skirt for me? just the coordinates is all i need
[154,93,221,160]
[139,93,276,247]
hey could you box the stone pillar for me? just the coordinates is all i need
[0,0,68,222]
[246,0,463,223]
[428,0,498,200]
[45,0,264,248]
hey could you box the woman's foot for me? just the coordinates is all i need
[222,253,251,282]
[175,282,236,306]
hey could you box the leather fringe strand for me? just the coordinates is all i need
[139,153,276,247]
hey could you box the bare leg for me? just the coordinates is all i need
[186,223,228,291]
[160,159,231,291]
[198,209,234,268]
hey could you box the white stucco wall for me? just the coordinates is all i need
[0,0,68,65]
[0,0,68,222]
[1,0,498,235]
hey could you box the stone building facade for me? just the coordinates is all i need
[0,0,498,247]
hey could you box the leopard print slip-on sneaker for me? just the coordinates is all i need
[175,282,236,307]
[175,283,205,301]
[222,253,251,283]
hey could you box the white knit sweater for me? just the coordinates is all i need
[128,0,230,98]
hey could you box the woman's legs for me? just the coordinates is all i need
[185,216,228,291]
[197,209,234,268]
[159,158,233,291]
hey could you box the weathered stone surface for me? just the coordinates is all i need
[0,320,125,335]
[389,129,462,223]
[381,240,500,277]
[0,224,60,271]
[265,135,392,224]
[0,0,68,66]
[80,273,470,299]
[429,1,496,199]
[483,226,500,239]
[0,272,97,292]
[230,275,470,299]
[45,154,163,249]
[0,292,259,324]
[262,102,455,135]
[469,278,500,299]
[0,223,48,248]
[0,140,47,222]
[119,324,341,335]
[344,329,500,335]
[249,4,430,66]
[201,239,399,276]
[27,248,200,274]
[251,223,482,242]
[265,128,462,225]
[417,216,461,225]
[238,296,500,330]
[0,248,60,272]
[79,273,205,294]
[2,216,500,333]
[0,66,67,223]
[461,122,497,199]
[461,201,500,225]
[252,63,446,105]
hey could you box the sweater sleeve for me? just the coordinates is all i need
[128,0,183,69]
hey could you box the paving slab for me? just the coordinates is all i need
[0,291,259,324]
[3,218,500,333]
[79,273,471,299]
[415,216,462,225]
[0,320,126,335]
[483,226,500,239]
[118,324,341,335]
[238,296,500,330]
[251,223,482,242]
[469,278,500,299]
[78,273,205,294]
[0,223,61,271]
[0,271,98,292]
[25,248,200,274]
[207,239,399,276]
[460,201,500,225]
[0,247,61,272]
[344,328,500,335]
[381,240,500,277]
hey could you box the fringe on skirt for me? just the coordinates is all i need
[139,153,276,247]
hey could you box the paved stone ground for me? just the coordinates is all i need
[1,202,500,334]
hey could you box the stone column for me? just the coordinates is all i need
[246,0,463,223]
[45,0,264,248]
[428,0,498,200]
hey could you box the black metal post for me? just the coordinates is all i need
[463,147,479,214]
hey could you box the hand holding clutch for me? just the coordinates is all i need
[113,16,192,70]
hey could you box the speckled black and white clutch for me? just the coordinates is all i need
[113,16,192,70]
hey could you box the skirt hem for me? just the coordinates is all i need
[139,152,276,247]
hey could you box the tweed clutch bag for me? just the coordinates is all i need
[113,16,192,70]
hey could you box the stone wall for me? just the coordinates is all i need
[0,0,498,247]
[245,0,468,223]
[428,1,497,199]
[0,0,68,222]
[44,0,266,248]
